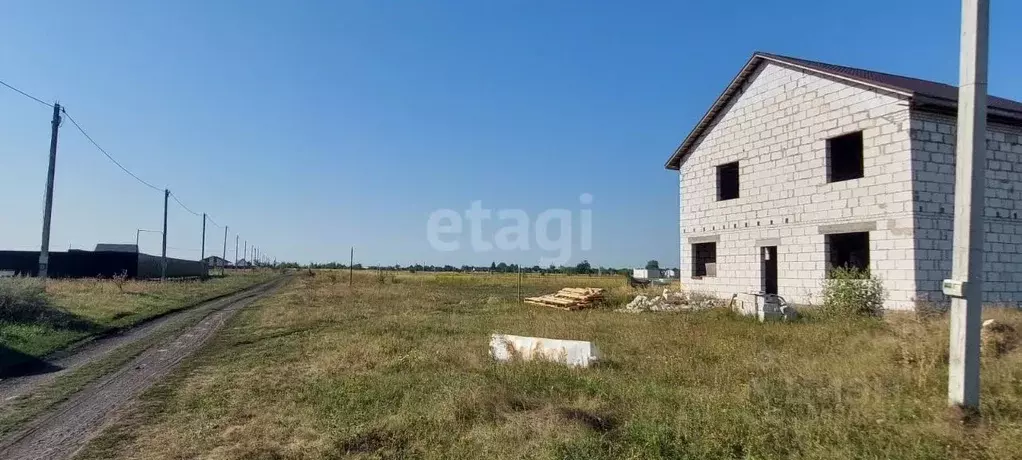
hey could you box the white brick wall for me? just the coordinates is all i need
[678,62,918,309]
[910,112,1022,305]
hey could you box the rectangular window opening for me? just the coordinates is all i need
[716,162,740,200]
[826,232,869,275]
[691,242,717,278]
[827,131,864,182]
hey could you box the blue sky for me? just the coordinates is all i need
[2,1,1021,268]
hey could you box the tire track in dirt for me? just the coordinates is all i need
[0,279,280,407]
[0,276,290,460]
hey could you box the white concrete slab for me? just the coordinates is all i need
[490,334,601,368]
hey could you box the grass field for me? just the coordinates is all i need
[0,270,279,366]
[80,271,1022,459]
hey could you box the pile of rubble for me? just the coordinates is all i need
[617,288,708,313]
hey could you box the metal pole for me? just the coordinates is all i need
[349,247,354,286]
[38,103,62,278]
[136,229,141,247]
[161,189,169,281]
[946,0,988,410]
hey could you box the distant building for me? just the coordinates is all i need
[632,268,662,280]
[662,269,678,278]
[94,243,139,253]
[202,255,231,268]
[235,259,251,268]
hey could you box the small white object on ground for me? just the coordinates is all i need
[736,292,797,322]
[490,334,601,368]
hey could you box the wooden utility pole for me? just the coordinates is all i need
[946,0,988,410]
[349,247,354,286]
[517,264,522,303]
[38,103,62,279]
[161,189,169,281]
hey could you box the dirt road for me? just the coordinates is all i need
[0,276,289,460]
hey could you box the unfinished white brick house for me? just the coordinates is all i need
[665,52,1022,310]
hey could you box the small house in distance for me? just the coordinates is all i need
[202,255,231,268]
[665,52,1022,310]
[631,268,662,280]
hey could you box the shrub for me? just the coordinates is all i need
[375,271,396,284]
[0,277,52,323]
[820,267,886,318]
[112,270,129,293]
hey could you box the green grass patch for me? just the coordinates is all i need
[0,270,278,372]
[79,271,1022,459]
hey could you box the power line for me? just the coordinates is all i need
[0,78,53,108]
[2,84,265,262]
[170,192,201,217]
[61,109,163,192]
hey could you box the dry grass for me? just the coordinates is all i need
[0,270,279,362]
[80,271,1022,459]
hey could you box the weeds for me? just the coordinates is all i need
[0,271,278,361]
[0,277,50,323]
[820,267,886,318]
[78,272,1022,459]
[112,270,129,293]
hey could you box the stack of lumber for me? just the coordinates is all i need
[524,288,605,311]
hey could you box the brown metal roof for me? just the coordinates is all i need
[665,52,1022,170]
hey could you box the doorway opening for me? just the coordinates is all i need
[761,246,778,294]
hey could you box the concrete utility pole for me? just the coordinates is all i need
[161,189,169,281]
[243,240,247,266]
[235,235,239,266]
[945,0,989,410]
[222,226,228,274]
[201,213,207,265]
[38,103,62,279]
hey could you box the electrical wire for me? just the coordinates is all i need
[62,109,164,192]
[0,78,53,108]
[170,192,201,217]
[1,86,251,259]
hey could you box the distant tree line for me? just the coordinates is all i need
[270,259,675,276]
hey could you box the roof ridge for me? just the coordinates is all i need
[755,51,955,88]
[665,51,1022,170]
